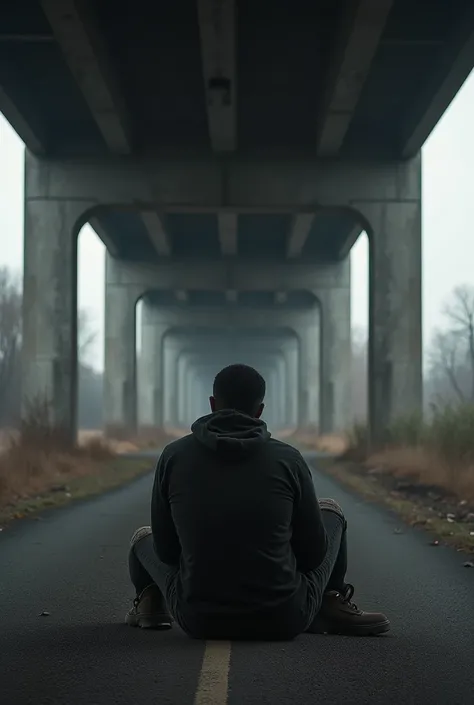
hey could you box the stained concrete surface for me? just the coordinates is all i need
[0,453,473,705]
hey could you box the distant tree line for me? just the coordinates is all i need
[0,267,103,429]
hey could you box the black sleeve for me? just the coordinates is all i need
[291,455,328,573]
[150,452,181,565]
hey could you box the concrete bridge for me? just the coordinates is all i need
[2,1,474,440]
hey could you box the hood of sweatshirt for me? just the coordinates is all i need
[191,409,271,458]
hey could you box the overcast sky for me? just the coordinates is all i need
[2,70,474,371]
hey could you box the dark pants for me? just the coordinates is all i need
[128,502,347,638]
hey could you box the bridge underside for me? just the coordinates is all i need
[1,0,472,162]
[21,153,421,443]
[5,0,466,441]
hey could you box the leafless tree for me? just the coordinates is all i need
[0,266,100,426]
[0,268,22,422]
[78,308,97,364]
[427,285,474,405]
[428,330,467,404]
[443,285,474,400]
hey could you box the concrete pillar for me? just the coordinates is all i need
[177,353,188,426]
[163,337,181,427]
[275,355,287,428]
[104,254,142,434]
[263,359,285,430]
[282,342,298,429]
[185,363,195,427]
[22,190,88,443]
[178,352,205,426]
[184,362,214,422]
[356,197,422,442]
[195,374,206,420]
[297,315,320,430]
[137,301,167,429]
[267,368,278,429]
[317,259,352,434]
[187,367,199,425]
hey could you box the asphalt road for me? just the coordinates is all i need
[1,452,473,705]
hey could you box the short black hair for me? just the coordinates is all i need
[213,364,266,415]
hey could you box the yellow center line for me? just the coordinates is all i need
[194,641,232,705]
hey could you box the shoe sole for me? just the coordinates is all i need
[314,619,390,637]
[126,614,173,630]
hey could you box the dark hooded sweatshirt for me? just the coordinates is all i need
[150,410,328,639]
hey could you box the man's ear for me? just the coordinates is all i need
[209,396,216,412]
[255,402,264,419]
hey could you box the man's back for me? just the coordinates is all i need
[151,410,327,637]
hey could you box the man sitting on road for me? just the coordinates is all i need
[126,364,390,639]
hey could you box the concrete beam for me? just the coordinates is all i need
[26,151,422,209]
[226,289,238,303]
[337,223,363,259]
[400,7,474,157]
[0,88,45,154]
[275,292,287,304]
[145,305,311,338]
[287,214,315,258]
[174,342,290,361]
[140,211,171,256]
[317,0,393,156]
[106,256,348,293]
[41,0,131,154]
[88,215,120,258]
[218,213,238,256]
[197,0,237,152]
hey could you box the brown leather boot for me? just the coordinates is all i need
[125,585,173,630]
[314,584,390,636]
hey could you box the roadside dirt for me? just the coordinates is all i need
[319,458,474,556]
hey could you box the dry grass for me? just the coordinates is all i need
[78,429,140,455]
[0,400,182,518]
[133,425,185,446]
[366,446,474,502]
[0,397,145,519]
[0,431,115,510]
[101,425,184,450]
[321,406,474,551]
[289,429,350,455]
[321,460,474,554]
[341,405,474,503]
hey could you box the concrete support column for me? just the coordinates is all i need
[194,374,206,421]
[265,359,285,429]
[177,355,188,426]
[177,351,207,426]
[267,368,279,429]
[297,316,320,429]
[104,254,141,434]
[22,190,89,443]
[185,366,196,426]
[163,338,180,427]
[138,302,167,429]
[282,343,298,429]
[316,259,352,434]
[275,356,287,428]
[356,196,422,442]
